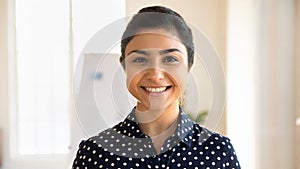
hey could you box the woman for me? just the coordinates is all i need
[72,6,240,169]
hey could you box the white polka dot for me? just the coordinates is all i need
[72,113,240,168]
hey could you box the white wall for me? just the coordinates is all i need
[227,0,298,168]
[226,0,258,168]
[257,0,296,168]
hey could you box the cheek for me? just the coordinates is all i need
[166,65,189,88]
[176,73,188,93]
[125,66,136,87]
[126,69,142,91]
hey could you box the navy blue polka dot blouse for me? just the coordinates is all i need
[72,108,241,168]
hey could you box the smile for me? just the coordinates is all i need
[141,86,172,93]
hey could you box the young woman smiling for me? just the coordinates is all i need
[72,6,240,169]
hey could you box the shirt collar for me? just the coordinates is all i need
[124,107,195,147]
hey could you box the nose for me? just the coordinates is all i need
[145,68,165,82]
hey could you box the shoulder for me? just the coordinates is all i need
[72,138,104,168]
[74,127,119,155]
[193,124,235,152]
[193,124,241,168]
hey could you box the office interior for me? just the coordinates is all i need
[0,0,299,168]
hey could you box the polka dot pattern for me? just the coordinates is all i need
[72,108,241,168]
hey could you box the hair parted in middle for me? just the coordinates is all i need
[120,6,194,69]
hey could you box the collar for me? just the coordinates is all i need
[124,107,195,147]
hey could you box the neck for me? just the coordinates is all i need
[135,103,180,154]
[135,103,180,137]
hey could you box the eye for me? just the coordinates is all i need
[163,56,179,63]
[132,57,147,63]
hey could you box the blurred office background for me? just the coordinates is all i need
[0,0,299,168]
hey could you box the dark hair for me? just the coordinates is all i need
[120,6,194,69]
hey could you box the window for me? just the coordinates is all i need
[14,0,70,155]
[5,0,125,168]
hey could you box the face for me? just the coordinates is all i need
[124,29,189,112]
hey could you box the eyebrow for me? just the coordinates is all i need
[128,50,150,56]
[128,48,183,56]
[159,48,183,55]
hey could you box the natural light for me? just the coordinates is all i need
[15,0,70,155]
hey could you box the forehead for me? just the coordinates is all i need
[125,29,187,56]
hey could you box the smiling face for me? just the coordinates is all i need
[124,29,189,112]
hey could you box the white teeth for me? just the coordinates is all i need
[145,87,167,93]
